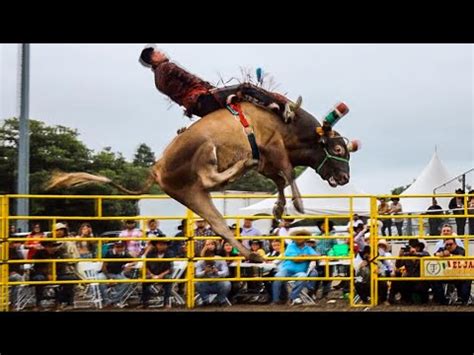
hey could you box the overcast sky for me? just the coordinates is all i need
[1,44,473,194]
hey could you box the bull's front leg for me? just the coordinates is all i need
[280,168,304,214]
[270,174,287,221]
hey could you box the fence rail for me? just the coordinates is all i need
[1,193,473,311]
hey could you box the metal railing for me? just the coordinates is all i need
[0,193,473,311]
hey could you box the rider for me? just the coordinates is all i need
[139,46,300,122]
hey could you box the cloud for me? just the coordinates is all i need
[1,43,472,194]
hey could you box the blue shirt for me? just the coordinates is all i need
[281,242,317,274]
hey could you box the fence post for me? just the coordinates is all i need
[370,196,378,307]
[0,196,10,311]
[185,208,195,309]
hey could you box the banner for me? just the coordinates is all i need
[422,258,474,277]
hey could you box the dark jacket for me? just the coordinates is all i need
[449,197,464,215]
[104,250,132,275]
[31,249,63,277]
[9,246,25,275]
[146,249,173,276]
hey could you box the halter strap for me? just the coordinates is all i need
[316,148,350,174]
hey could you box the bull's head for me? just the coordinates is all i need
[311,102,360,187]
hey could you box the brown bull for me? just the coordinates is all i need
[48,102,356,261]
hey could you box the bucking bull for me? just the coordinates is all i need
[47,99,359,261]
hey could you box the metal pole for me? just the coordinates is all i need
[16,44,30,233]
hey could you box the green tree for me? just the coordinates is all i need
[0,118,147,233]
[391,183,411,195]
[0,118,91,194]
[133,143,156,168]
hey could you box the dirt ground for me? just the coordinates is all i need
[70,293,474,312]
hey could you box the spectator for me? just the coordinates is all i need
[218,241,240,299]
[119,220,143,257]
[273,218,293,246]
[377,239,394,279]
[389,241,430,305]
[55,223,81,274]
[194,219,214,257]
[433,224,463,252]
[354,245,387,304]
[353,223,370,253]
[228,224,242,250]
[200,239,219,257]
[468,190,474,235]
[378,198,392,236]
[266,239,283,262]
[271,229,317,305]
[195,249,231,306]
[248,240,266,260]
[449,189,466,235]
[389,197,403,236]
[24,223,46,260]
[433,238,471,305]
[97,241,135,307]
[172,219,188,297]
[146,219,165,237]
[313,220,337,299]
[172,219,187,257]
[76,222,96,258]
[241,218,263,250]
[426,198,444,236]
[218,241,239,265]
[8,240,25,307]
[30,240,77,310]
[347,214,364,230]
[141,239,173,308]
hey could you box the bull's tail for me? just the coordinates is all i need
[46,170,156,195]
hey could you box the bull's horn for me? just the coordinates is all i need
[347,139,361,153]
[324,101,350,127]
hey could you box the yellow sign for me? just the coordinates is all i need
[422,259,474,278]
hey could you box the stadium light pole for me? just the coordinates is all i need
[16,43,30,233]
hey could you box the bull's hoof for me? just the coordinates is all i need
[248,252,265,264]
[272,203,285,221]
[292,198,304,214]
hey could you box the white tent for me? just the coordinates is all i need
[400,151,460,213]
[240,168,370,216]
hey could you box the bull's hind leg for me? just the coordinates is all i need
[195,142,251,189]
[177,188,263,263]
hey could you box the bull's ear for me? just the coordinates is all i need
[348,139,361,152]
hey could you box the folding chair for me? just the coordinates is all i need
[11,284,36,311]
[286,261,317,305]
[146,260,188,308]
[169,261,187,306]
[10,264,35,311]
[75,262,104,309]
[194,293,232,306]
[115,261,142,308]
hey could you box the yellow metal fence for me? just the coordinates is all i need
[0,193,473,311]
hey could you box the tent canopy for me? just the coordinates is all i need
[240,168,370,216]
[400,151,463,213]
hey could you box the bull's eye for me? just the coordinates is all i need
[333,145,345,155]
